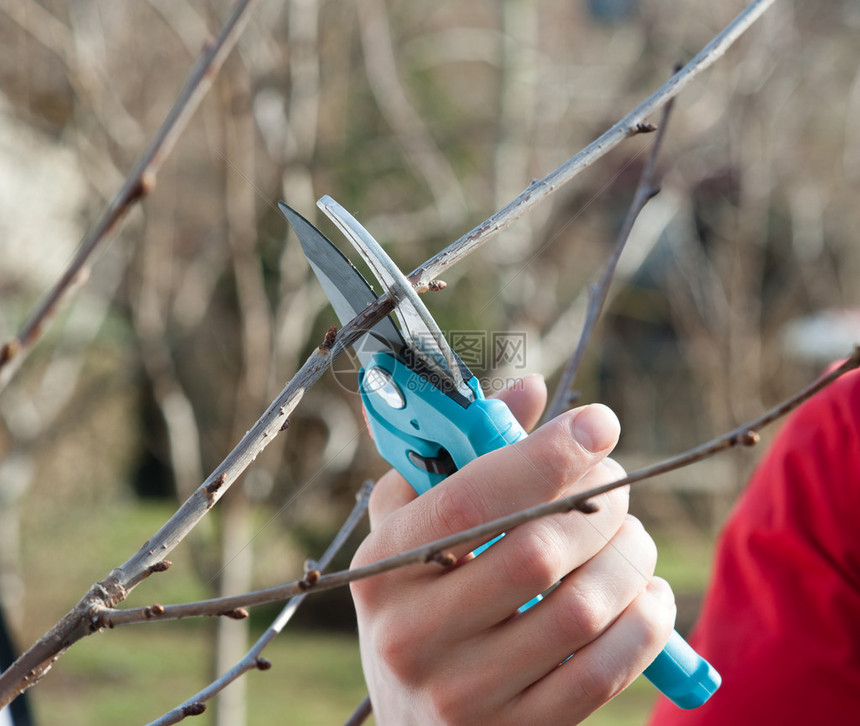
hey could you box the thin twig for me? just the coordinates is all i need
[543,96,677,422]
[145,481,373,726]
[99,348,860,627]
[343,695,373,726]
[408,0,777,287]
[0,0,261,393]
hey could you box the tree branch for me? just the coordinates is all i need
[0,0,261,393]
[343,695,373,726]
[543,96,676,422]
[99,347,859,628]
[143,481,373,726]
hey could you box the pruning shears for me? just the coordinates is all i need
[279,196,720,710]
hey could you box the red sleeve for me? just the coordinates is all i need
[647,365,860,725]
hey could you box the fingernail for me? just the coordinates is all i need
[571,404,620,454]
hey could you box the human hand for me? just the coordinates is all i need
[350,374,676,725]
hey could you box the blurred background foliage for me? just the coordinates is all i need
[0,0,858,723]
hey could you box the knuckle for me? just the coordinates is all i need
[349,534,403,611]
[502,523,564,593]
[513,421,597,498]
[348,543,380,607]
[430,481,487,540]
[601,456,627,479]
[430,678,480,725]
[536,432,590,491]
[374,620,429,683]
[349,535,377,572]
[591,484,630,523]
[554,581,612,643]
[603,478,630,510]
[577,658,627,705]
[622,579,678,661]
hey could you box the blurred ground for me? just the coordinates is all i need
[19,500,712,725]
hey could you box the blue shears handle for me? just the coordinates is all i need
[359,351,719,709]
[358,352,525,494]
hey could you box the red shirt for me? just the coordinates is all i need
[648,366,860,725]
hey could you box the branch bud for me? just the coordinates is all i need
[634,122,658,134]
[144,603,165,618]
[183,702,206,717]
[735,430,760,446]
[148,560,172,574]
[574,499,599,514]
[222,608,249,620]
[318,325,338,352]
[429,551,457,568]
[298,569,321,590]
[206,473,227,495]
[0,339,21,366]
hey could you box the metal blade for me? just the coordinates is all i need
[278,201,404,367]
[316,195,471,399]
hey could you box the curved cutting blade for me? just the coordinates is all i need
[279,202,404,367]
[317,195,471,400]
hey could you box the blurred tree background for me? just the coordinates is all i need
[0,0,858,723]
